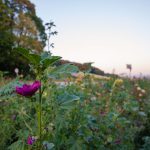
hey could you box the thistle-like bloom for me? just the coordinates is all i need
[27,136,36,145]
[16,81,41,97]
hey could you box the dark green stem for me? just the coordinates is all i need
[39,84,42,150]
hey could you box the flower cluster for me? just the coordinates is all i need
[134,84,146,99]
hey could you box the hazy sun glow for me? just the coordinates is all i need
[31,0,150,76]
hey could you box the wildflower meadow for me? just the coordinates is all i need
[0,48,150,150]
[0,1,150,149]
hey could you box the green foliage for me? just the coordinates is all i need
[8,140,25,150]
[141,136,150,150]
[0,50,150,150]
[14,47,41,65]
[0,79,21,99]
[0,0,47,74]
[30,15,47,47]
[14,47,61,73]
[48,64,79,79]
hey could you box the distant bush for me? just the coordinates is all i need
[56,60,105,76]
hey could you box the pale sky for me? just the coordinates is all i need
[31,0,150,76]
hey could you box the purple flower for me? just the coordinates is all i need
[16,81,41,97]
[100,111,106,116]
[114,139,121,145]
[27,136,36,145]
[11,114,17,120]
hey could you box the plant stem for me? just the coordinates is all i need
[39,84,42,150]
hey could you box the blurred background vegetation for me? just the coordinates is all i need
[0,0,47,75]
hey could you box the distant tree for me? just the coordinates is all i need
[0,0,14,72]
[31,15,47,48]
[0,0,47,74]
[11,0,46,52]
[14,12,43,52]
[126,64,132,77]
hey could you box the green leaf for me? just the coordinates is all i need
[49,64,78,79]
[14,47,40,65]
[30,53,41,63]
[57,92,79,110]
[8,140,25,150]
[58,93,79,104]
[123,100,139,112]
[41,56,61,69]
[68,137,83,150]
[14,48,61,70]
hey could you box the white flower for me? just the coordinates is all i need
[141,89,146,94]
[137,87,141,91]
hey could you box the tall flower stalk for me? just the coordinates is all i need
[15,47,61,149]
[38,81,42,150]
[16,80,42,148]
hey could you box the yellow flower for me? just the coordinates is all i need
[43,92,47,96]
[113,79,123,87]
